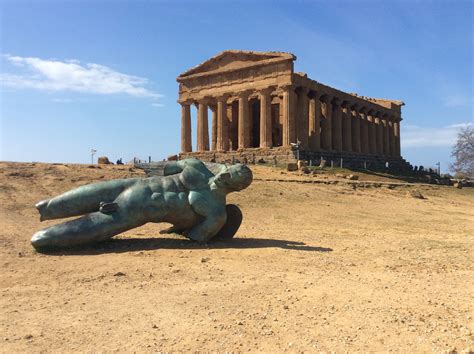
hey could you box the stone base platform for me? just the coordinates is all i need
[179,147,295,165]
[299,150,412,171]
[178,148,412,171]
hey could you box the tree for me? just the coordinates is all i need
[450,125,474,178]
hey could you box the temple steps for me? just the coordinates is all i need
[178,147,412,171]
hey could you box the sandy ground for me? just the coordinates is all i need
[1,161,473,352]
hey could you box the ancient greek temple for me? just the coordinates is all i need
[177,50,409,168]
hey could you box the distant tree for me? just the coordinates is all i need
[450,125,474,178]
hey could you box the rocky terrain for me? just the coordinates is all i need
[1,162,473,351]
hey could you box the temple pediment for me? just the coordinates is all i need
[178,50,295,79]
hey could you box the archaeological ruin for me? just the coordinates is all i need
[177,50,411,169]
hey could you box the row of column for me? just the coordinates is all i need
[305,93,401,157]
[180,86,401,157]
[181,87,277,153]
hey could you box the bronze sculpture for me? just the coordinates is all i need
[31,158,252,249]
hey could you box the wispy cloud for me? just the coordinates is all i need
[1,55,162,101]
[51,98,73,103]
[403,122,473,148]
[443,94,471,108]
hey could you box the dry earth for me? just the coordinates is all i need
[1,162,473,352]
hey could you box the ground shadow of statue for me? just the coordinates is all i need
[37,236,333,256]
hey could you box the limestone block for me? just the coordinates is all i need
[297,160,307,169]
[167,154,178,161]
[301,166,310,174]
[408,190,425,199]
[287,163,298,171]
[97,156,110,164]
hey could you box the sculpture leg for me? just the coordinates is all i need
[36,179,137,221]
[32,181,164,250]
[31,209,147,250]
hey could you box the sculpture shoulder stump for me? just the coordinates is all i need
[213,204,243,240]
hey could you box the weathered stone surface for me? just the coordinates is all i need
[167,154,178,161]
[409,190,425,199]
[287,163,298,171]
[297,160,307,169]
[97,156,110,164]
[301,166,310,174]
[347,174,359,180]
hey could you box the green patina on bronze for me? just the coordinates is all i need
[31,158,252,249]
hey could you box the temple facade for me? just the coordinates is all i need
[177,50,409,168]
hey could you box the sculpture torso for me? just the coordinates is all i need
[134,163,226,229]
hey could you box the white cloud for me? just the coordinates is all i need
[151,102,164,107]
[1,54,162,100]
[402,122,473,148]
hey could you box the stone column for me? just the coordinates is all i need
[238,91,251,149]
[342,103,352,152]
[360,109,369,154]
[296,87,309,149]
[259,88,273,148]
[388,118,395,156]
[210,105,217,151]
[380,114,392,156]
[282,85,296,147]
[332,98,343,152]
[367,111,376,154]
[197,100,209,151]
[180,102,192,153]
[352,104,361,153]
[309,92,322,151]
[383,116,390,156]
[394,119,401,157]
[216,95,228,151]
[374,114,383,155]
[230,101,239,151]
[321,95,332,150]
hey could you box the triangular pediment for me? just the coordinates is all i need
[178,50,295,78]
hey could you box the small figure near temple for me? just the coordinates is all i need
[116,158,124,165]
[31,158,253,250]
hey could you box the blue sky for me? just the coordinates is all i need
[1,0,472,171]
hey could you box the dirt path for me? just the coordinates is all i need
[1,162,473,351]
